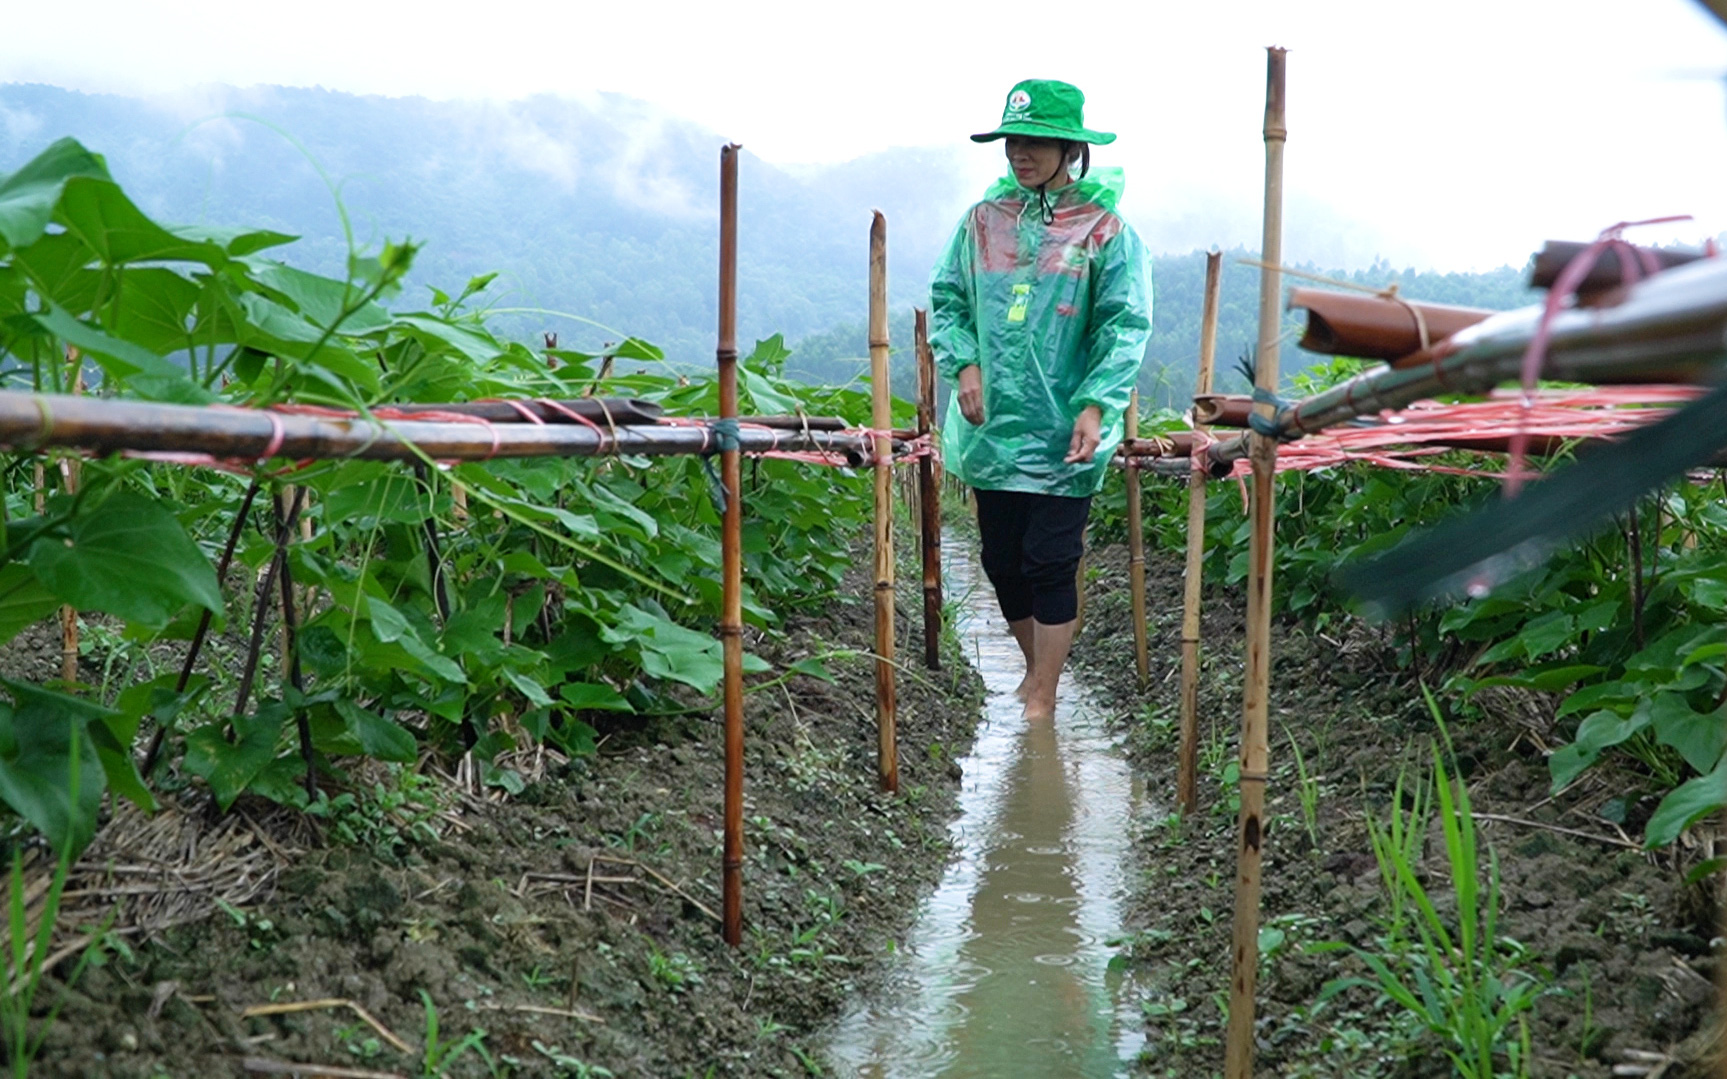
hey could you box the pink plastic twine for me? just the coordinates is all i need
[1506,214,1693,497]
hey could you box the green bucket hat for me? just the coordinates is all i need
[971,79,1116,145]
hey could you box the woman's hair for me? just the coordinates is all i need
[1065,141,1091,180]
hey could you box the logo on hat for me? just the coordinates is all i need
[1007,89,1031,112]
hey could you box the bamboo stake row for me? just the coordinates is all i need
[1177,251,1224,815]
[1225,45,1287,1079]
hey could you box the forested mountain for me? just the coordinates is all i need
[0,82,1538,408]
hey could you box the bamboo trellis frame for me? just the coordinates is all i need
[0,146,935,950]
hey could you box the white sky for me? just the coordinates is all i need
[5,0,1726,271]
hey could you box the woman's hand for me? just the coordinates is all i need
[957,365,985,425]
[1065,405,1103,463]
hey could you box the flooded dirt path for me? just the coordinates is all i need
[825,540,1156,1077]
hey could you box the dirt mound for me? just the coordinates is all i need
[1073,542,1718,1078]
[22,561,983,1079]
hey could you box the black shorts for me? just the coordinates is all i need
[973,488,1091,625]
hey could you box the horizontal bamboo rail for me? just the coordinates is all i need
[0,392,901,465]
[1203,256,1727,470]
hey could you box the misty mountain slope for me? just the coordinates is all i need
[0,82,1535,396]
[0,82,965,363]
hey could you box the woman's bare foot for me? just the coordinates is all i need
[1015,687,1056,718]
[1014,675,1033,702]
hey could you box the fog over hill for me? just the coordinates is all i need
[0,82,1538,407]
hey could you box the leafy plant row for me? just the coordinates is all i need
[0,137,902,856]
[1094,357,1727,849]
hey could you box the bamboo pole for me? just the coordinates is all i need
[717,144,746,948]
[1126,391,1149,687]
[914,309,943,670]
[57,362,83,685]
[1177,251,1224,814]
[0,393,890,465]
[1199,254,1727,471]
[1225,47,1287,1079]
[869,211,898,794]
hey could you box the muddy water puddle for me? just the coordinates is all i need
[825,541,1157,1077]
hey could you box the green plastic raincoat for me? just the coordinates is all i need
[930,171,1151,497]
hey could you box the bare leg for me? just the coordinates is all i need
[1023,618,1077,723]
[1008,617,1035,700]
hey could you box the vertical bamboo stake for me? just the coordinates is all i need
[1177,250,1224,814]
[279,482,297,678]
[914,309,943,670]
[57,360,83,685]
[869,211,899,794]
[1225,47,1287,1079]
[1126,391,1149,687]
[717,145,747,947]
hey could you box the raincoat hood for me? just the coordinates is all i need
[928,175,1151,498]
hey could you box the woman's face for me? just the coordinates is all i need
[1004,136,1070,188]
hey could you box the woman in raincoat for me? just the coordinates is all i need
[929,78,1151,723]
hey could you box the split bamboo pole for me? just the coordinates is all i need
[870,211,899,794]
[1177,251,1224,814]
[717,144,746,948]
[1225,46,1286,1079]
[1125,392,1149,687]
[914,309,943,670]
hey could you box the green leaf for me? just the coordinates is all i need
[333,700,416,763]
[1650,694,1727,775]
[183,703,289,811]
[34,304,211,402]
[600,604,724,692]
[245,260,391,334]
[0,138,111,252]
[30,492,224,629]
[393,313,502,364]
[0,680,108,856]
[503,670,554,709]
[740,366,799,416]
[558,681,634,712]
[365,597,465,683]
[1549,707,1649,791]
[0,564,62,647]
[1645,757,1727,848]
[787,656,836,684]
[1518,610,1576,661]
[1466,664,1604,695]
[56,177,223,266]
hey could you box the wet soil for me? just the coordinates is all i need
[16,557,986,1079]
[1071,543,1720,1079]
